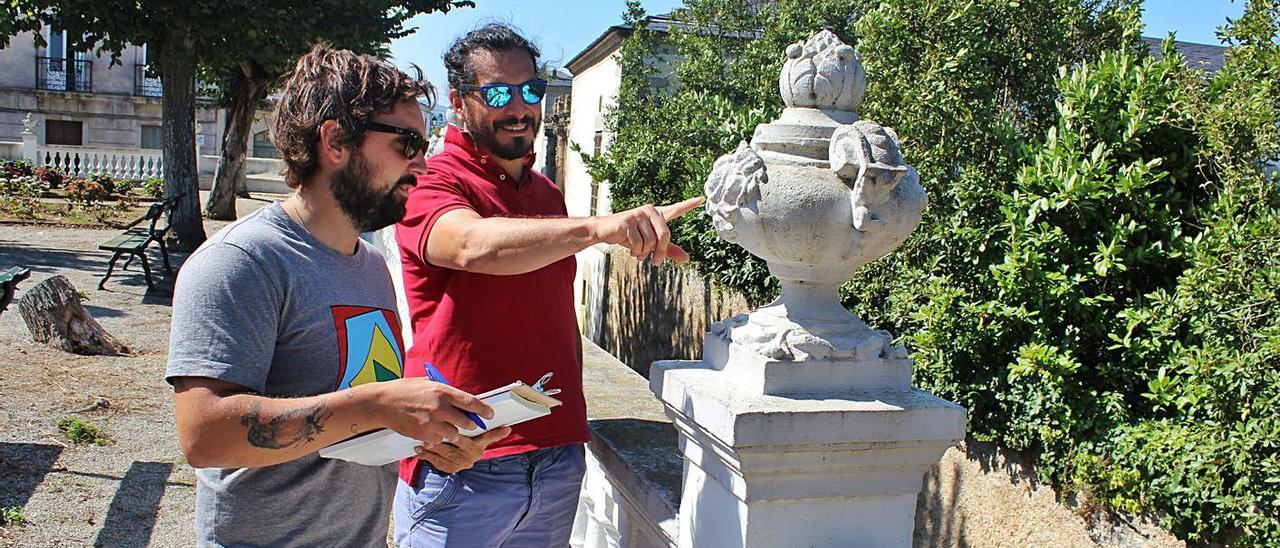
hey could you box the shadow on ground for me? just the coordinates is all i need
[0,442,64,510]
[0,239,109,277]
[93,461,174,548]
[0,239,182,303]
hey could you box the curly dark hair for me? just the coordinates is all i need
[444,23,541,90]
[271,44,434,188]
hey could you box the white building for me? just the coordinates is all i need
[560,13,680,336]
[0,26,227,175]
[0,25,295,190]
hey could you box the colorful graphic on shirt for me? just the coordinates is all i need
[331,306,405,390]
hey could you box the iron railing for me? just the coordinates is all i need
[134,64,163,97]
[35,56,92,93]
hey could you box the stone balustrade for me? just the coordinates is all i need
[35,144,165,180]
[574,337,682,548]
[12,112,179,181]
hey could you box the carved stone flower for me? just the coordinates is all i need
[779,30,866,111]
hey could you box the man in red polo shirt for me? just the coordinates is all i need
[393,23,702,548]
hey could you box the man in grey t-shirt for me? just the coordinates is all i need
[166,46,509,546]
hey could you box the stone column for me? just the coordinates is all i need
[21,113,38,163]
[650,31,966,548]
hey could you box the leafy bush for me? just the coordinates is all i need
[112,178,135,195]
[142,176,164,199]
[55,416,109,445]
[34,165,65,188]
[595,0,1280,543]
[0,174,47,219]
[64,178,108,209]
[0,175,46,198]
[897,8,1280,543]
[88,172,117,195]
[1,159,35,179]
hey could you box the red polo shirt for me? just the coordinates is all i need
[394,126,588,483]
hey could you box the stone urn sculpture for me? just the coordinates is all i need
[700,30,927,394]
[650,31,965,548]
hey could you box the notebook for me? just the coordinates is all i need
[318,381,562,466]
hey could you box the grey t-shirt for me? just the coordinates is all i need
[167,203,407,547]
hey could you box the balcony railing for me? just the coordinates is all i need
[134,64,163,97]
[36,57,92,93]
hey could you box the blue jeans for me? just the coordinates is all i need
[394,444,586,548]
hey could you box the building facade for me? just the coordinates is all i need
[0,28,225,169]
[0,26,296,186]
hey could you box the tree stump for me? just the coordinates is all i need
[18,275,127,356]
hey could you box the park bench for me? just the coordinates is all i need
[0,266,31,316]
[97,194,183,290]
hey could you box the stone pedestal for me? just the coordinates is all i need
[652,340,964,547]
[21,113,37,162]
[651,30,967,548]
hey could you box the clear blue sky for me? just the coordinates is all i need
[1142,0,1245,44]
[388,0,1247,98]
[388,0,682,103]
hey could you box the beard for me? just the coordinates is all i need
[467,114,540,160]
[329,152,413,232]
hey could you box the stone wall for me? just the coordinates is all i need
[591,246,750,377]
[0,90,220,156]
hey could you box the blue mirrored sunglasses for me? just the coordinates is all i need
[456,78,548,108]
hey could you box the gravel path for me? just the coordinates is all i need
[0,194,277,546]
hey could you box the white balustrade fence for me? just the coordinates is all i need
[35,145,164,180]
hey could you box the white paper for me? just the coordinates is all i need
[318,382,560,466]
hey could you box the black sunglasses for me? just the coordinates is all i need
[364,122,429,159]
[456,78,548,109]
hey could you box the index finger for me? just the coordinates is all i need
[439,386,494,419]
[656,196,706,221]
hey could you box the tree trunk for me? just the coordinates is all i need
[158,28,206,252]
[18,276,127,356]
[205,62,269,220]
[235,171,251,198]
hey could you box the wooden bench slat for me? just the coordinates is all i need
[99,239,148,251]
[99,229,150,251]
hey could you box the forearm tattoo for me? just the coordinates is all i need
[239,401,334,449]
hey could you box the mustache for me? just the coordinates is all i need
[493,115,535,128]
[383,174,416,197]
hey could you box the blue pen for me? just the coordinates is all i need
[423,362,488,431]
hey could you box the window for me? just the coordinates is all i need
[48,28,65,60]
[40,24,91,92]
[252,130,279,159]
[46,25,87,61]
[46,120,83,146]
[141,125,162,149]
